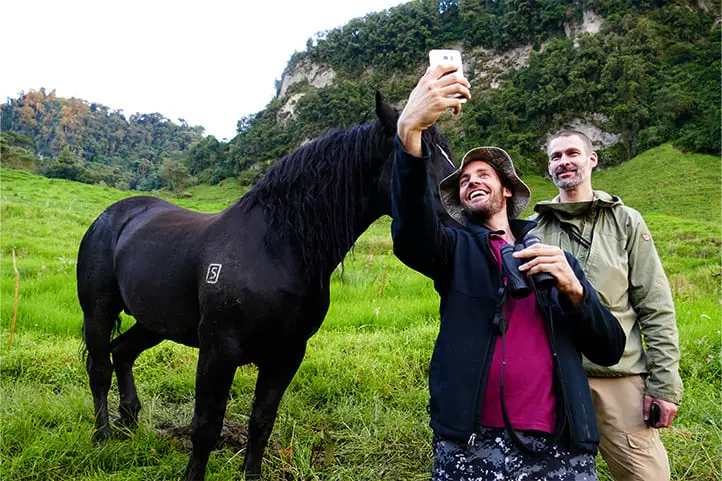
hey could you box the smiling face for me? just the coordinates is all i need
[458,160,511,221]
[547,134,598,192]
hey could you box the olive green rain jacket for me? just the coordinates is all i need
[530,190,683,405]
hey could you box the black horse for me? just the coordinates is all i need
[77,93,456,480]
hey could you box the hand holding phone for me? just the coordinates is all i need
[397,49,471,152]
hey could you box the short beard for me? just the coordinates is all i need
[552,170,584,190]
[462,190,505,225]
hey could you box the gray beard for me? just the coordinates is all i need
[552,171,584,190]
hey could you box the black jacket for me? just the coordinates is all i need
[390,137,625,454]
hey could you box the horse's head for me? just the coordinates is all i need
[372,92,461,227]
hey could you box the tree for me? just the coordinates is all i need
[0,132,37,172]
[158,157,190,191]
[45,146,86,181]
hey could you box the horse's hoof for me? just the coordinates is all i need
[113,415,137,431]
[180,468,206,481]
[92,426,113,444]
[243,468,261,480]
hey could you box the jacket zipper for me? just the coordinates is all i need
[469,331,496,446]
[537,290,575,447]
[468,233,503,446]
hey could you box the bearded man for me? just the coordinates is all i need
[530,130,682,481]
[390,65,625,481]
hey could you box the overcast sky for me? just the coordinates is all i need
[1,0,406,140]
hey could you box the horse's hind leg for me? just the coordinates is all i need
[110,323,163,433]
[82,303,122,444]
[243,343,307,479]
[78,223,125,444]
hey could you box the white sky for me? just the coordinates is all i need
[1,0,406,141]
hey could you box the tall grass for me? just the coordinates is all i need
[1,144,720,480]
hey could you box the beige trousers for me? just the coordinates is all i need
[588,375,671,481]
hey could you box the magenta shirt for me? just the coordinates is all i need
[480,235,557,433]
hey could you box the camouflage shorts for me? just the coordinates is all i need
[432,427,598,481]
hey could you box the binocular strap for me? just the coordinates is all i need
[560,208,601,265]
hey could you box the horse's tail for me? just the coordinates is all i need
[77,209,124,364]
[79,315,122,363]
[77,198,151,364]
[77,197,173,363]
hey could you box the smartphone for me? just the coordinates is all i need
[646,402,661,428]
[429,49,466,101]
[429,49,464,76]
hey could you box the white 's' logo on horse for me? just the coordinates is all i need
[206,264,222,284]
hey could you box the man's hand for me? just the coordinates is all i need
[644,395,678,428]
[397,64,471,156]
[513,243,584,308]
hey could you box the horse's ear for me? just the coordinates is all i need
[375,91,398,136]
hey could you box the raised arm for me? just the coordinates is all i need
[391,64,470,280]
[396,64,470,156]
[391,138,454,279]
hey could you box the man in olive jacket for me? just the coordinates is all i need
[530,130,682,481]
[392,65,625,481]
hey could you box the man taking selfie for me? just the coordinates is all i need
[391,63,625,480]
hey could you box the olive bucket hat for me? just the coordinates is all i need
[439,146,531,224]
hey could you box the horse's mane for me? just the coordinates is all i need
[241,120,392,277]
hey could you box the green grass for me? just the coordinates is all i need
[1,144,720,480]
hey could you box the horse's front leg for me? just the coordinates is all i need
[243,342,307,480]
[182,340,241,481]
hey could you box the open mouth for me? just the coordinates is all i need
[468,190,488,201]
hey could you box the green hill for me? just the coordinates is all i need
[1,142,720,480]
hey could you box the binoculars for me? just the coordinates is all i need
[500,234,557,298]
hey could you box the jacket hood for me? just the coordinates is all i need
[533,190,623,217]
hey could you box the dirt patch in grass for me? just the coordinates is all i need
[157,420,254,454]
[156,420,334,476]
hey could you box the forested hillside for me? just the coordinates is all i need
[2,0,719,188]
[1,89,205,190]
[229,0,719,180]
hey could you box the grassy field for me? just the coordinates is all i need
[1,143,720,480]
